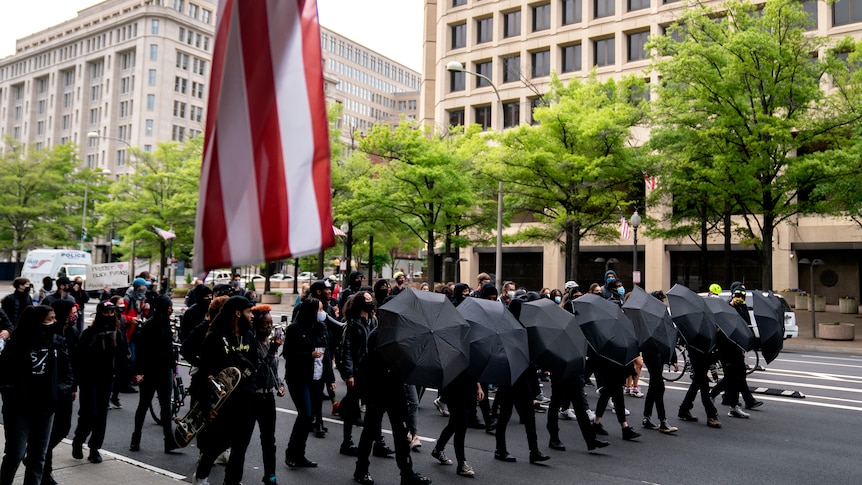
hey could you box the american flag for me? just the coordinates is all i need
[620,216,632,240]
[153,226,177,241]
[194,0,333,271]
[643,172,657,190]
[332,225,347,237]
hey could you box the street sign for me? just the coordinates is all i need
[633,270,641,285]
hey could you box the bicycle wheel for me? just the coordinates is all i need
[150,393,163,425]
[744,349,761,375]
[150,378,182,425]
[662,345,688,382]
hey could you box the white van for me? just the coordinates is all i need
[20,249,93,284]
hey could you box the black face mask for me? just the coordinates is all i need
[255,328,271,341]
[362,301,376,313]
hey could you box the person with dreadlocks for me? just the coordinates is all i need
[250,304,285,485]
[71,301,125,464]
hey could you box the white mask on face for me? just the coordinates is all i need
[507,291,516,299]
[316,311,327,323]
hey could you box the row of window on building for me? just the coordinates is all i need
[321,31,419,91]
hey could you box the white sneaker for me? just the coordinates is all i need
[728,405,750,419]
[215,449,231,465]
[192,474,210,485]
[630,387,645,398]
[559,408,576,420]
[608,401,631,416]
[586,409,596,421]
[433,397,450,417]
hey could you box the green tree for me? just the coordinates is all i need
[496,74,647,282]
[648,0,862,288]
[96,136,202,280]
[0,139,80,258]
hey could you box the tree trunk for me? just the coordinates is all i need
[761,216,774,290]
[570,223,583,283]
[699,217,709,292]
[443,228,452,284]
[723,208,732,286]
[426,228,435,285]
[565,222,575,281]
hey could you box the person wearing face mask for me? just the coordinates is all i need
[337,271,366,318]
[181,284,214,341]
[0,305,74,485]
[192,296,261,485]
[549,288,564,307]
[250,304,285,485]
[1,277,33,325]
[43,300,80,485]
[600,270,620,299]
[452,283,471,307]
[390,271,408,296]
[337,291,393,458]
[606,278,626,307]
[500,281,517,306]
[283,297,336,470]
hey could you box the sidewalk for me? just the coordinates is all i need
[783,304,862,355]
[0,429,184,484]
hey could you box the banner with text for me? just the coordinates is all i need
[86,262,131,291]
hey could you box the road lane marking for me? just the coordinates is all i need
[275,407,437,443]
[61,438,186,480]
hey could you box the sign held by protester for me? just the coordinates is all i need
[86,262,131,291]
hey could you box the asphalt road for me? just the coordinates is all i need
[76,348,859,485]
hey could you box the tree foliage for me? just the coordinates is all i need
[647,0,862,288]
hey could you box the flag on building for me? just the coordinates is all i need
[194,0,333,271]
[153,226,177,241]
[643,172,657,190]
[332,225,347,237]
[620,216,632,240]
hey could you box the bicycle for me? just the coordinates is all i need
[150,342,191,425]
[662,343,689,382]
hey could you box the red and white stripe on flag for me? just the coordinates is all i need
[643,173,657,190]
[620,216,632,240]
[194,0,334,271]
[154,226,177,241]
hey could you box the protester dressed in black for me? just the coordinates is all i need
[250,304,285,485]
[0,306,73,485]
[338,291,378,456]
[43,300,80,485]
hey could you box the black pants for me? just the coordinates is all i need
[44,398,73,477]
[595,362,627,424]
[341,384,361,443]
[132,369,173,443]
[0,410,53,485]
[435,384,471,463]
[286,379,324,460]
[355,385,414,478]
[711,354,755,406]
[495,376,539,455]
[73,379,112,451]
[681,350,717,418]
[195,396,257,484]
[253,392,277,479]
[643,352,667,420]
[548,374,596,447]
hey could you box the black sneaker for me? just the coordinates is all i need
[110,397,122,408]
[642,417,659,430]
[592,422,609,436]
[622,426,641,441]
[400,472,432,485]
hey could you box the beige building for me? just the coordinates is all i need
[422,0,862,300]
[0,0,217,175]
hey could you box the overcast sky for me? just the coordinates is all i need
[0,0,424,72]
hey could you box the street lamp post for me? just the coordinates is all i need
[799,258,824,338]
[446,61,505,291]
[81,169,112,250]
[630,210,641,287]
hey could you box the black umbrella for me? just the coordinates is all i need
[518,298,588,379]
[703,297,753,352]
[456,297,530,386]
[666,284,717,354]
[573,294,640,367]
[376,288,470,389]
[622,286,679,363]
[751,290,784,364]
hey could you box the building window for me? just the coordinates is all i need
[477,17,493,43]
[172,125,186,141]
[503,55,521,83]
[833,0,862,25]
[595,0,615,18]
[450,70,465,92]
[448,108,465,127]
[453,0,467,6]
[173,0,184,12]
[116,150,126,166]
[561,43,582,72]
[533,3,551,32]
[562,0,583,25]
[147,94,155,110]
[189,2,199,19]
[475,105,492,130]
[627,30,650,62]
[202,9,212,24]
[150,44,158,61]
[627,0,650,12]
[151,19,159,35]
[530,97,546,124]
[595,37,615,67]
[146,119,154,136]
[148,69,157,85]
[803,0,818,30]
[504,10,522,38]
[475,60,492,87]
[503,100,520,128]
[451,23,467,49]
[179,27,186,42]
[531,50,550,78]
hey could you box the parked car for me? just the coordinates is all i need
[204,270,232,286]
[700,290,799,339]
[269,273,295,282]
[242,274,266,287]
[297,271,317,281]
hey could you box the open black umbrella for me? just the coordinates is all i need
[518,298,588,379]
[622,286,678,363]
[703,297,753,352]
[666,284,717,354]
[573,294,640,367]
[751,290,784,364]
[456,297,530,386]
[376,288,470,389]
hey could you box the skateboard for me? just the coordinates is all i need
[172,366,243,448]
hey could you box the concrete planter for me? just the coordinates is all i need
[839,298,858,314]
[813,296,826,312]
[781,292,799,307]
[818,323,856,341]
[796,294,809,310]
[261,293,282,304]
